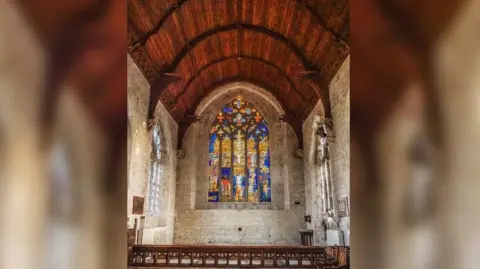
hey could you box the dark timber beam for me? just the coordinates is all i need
[280,114,304,150]
[175,0,199,75]
[172,55,306,106]
[128,0,347,49]
[148,73,182,121]
[300,0,349,45]
[128,0,189,50]
[188,77,292,116]
[298,70,332,119]
[281,0,300,75]
[176,115,200,150]
[166,24,315,71]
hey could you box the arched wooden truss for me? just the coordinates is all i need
[128,0,350,149]
[14,0,463,187]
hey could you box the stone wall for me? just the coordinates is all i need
[302,99,325,245]
[127,55,178,244]
[174,83,306,245]
[329,56,350,207]
[127,55,150,222]
[174,210,305,245]
[151,81,179,244]
[128,55,348,246]
[329,56,350,245]
[302,56,350,245]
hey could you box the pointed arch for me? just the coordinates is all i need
[147,123,164,216]
[208,96,271,203]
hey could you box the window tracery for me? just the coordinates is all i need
[208,97,271,203]
[148,123,163,215]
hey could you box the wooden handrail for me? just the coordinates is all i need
[127,219,138,264]
[129,244,349,268]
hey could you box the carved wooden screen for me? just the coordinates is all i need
[208,97,271,203]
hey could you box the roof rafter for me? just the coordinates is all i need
[127,0,346,49]
[175,76,304,150]
[165,24,315,71]
[189,77,292,115]
[172,55,307,107]
[176,77,304,150]
[301,0,349,45]
[174,0,199,74]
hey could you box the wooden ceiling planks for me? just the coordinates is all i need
[305,0,349,41]
[128,0,349,149]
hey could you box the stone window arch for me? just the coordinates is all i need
[207,96,271,203]
[147,123,165,216]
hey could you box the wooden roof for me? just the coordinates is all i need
[14,0,465,175]
[17,0,462,152]
[128,0,350,145]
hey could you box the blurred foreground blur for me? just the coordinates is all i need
[0,1,126,269]
[350,0,480,269]
[0,0,479,269]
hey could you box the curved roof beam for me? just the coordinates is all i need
[176,77,296,150]
[182,76,292,115]
[173,55,307,104]
[128,0,347,48]
[177,77,304,150]
[195,81,286,116]
[165,24,314,71]
[301,2,349,44]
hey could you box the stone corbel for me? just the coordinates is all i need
[293,148,304,159]
[176,149,186,159]
[279,114,304,149]
[176,115,200,151]
[147,73,182,121]
[298,70,332,119]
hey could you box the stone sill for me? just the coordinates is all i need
[141,216,168,228]
[142,225,168,231]
[197,202,282,210]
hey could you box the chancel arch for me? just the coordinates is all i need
[196,82,285,116]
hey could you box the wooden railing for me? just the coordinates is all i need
[129,245,349,268]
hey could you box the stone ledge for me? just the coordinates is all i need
[199,202,277,210]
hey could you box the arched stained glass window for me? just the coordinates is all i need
[208,97,271,203]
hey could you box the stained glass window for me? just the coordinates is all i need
[208,97,271,203]
[148,123,163,216]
